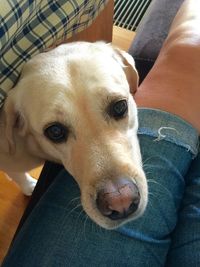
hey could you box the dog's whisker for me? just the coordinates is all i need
[142,165,154,171]
[70,209,86,236]
[65,195,81,214]
[68,196,81,206]
[143,170,154,177]
[92,223,99,236]
[83,215,90,240]
[146,198,158,212]
[66,203,82,217]
[77,210,88,231]
[77,209,85,222]
[148,191,160,200]
[90,217,98,235]
[147,179,173,198]
[71,196,81,201]
[95,221,105,237]
[142,156,160,166]
[92,217,100,236]
[147,178,166,187]
[142,167,156,177]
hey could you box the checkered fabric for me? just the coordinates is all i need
[0,0,107,108]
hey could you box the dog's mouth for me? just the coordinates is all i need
[81,176,147,229]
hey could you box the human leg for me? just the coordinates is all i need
[2,109,198,267]
[166,146,200,266]
[134,0,200,133]
[134,1,200,264]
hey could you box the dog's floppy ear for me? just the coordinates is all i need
[3,91,24,154]
[113,47,139,95]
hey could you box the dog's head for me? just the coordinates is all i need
[4,42,147,229]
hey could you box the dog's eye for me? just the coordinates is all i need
[44,123,68,143]
[109,99,128,119]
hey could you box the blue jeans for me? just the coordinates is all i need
[2,109,200,267]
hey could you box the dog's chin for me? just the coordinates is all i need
[81,193,148,230]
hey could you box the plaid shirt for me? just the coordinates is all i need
[0,0,107,108]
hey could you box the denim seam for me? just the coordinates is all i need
[138,108,199,158]
[138,128,199,157]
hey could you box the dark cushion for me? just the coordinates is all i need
[129,0,184,83]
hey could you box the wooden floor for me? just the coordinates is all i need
[113,26,135,51]
[0,27,134,263]
[0,167,43,263]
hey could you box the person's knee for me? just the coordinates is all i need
[157,33,200,74]
[160,0,200,62]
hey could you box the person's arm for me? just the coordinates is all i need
[135,0,200,133]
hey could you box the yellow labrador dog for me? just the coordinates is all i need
[0,42,148,229]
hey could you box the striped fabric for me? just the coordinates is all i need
[114,0,151,31]
[0,0,107,108]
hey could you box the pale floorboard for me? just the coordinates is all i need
[0,167,43,263]
[112,26,136,51]
[0,26,134,263]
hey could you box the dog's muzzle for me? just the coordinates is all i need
[96,177,140,220]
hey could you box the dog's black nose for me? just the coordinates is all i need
[96,177,140,220]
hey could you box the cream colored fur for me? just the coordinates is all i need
[0,42,148,229]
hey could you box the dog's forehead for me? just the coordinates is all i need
[68,60,126,95]
[55,43,125,80]
[23,42,129,96]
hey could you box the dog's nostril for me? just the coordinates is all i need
[107,201,139,220]
[108,197,140,220]
[108,210,122,220]
[96,178,140,220]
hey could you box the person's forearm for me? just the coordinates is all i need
[135,0,200,133]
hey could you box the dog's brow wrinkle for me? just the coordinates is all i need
[106,94,128,102]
